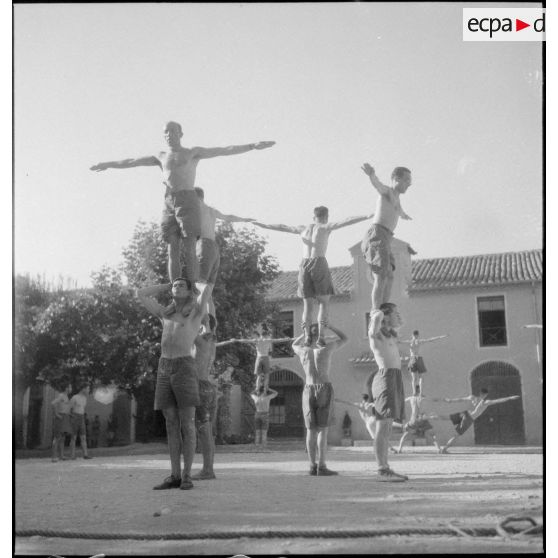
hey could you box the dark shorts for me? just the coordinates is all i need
[450,411,474,435]
[197,238,220,284]
[161,189,201,242]
[297,257,335,299]
[361,224,395,276]
[254,411,270,430]
[372,368,405,422]
[404,418,433,436]
[255,355,271,376]
[195,379,217,426]
[53,414,71,437]
[302,383,334,429]
[409,356,427,374]
[154,356,200,410]
[70,414,86,437]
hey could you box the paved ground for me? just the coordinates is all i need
[14,442,543,555]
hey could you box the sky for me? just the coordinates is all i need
[13,2,543,287]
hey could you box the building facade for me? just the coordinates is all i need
[258,242,542,447]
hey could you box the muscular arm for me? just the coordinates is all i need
[215,339,241,347]
[421,335,449,344]
[327,214,374,231]
[334,398,362,409]
[443,396,473,403]
[136,284,171,319]
[213,208,255,223]
[325,324,348,350]
[193,141,275,160]
[90,156,161,171]
[361,163,391,196]
[252,222,305,234]
[486,395,520,406]
[266,389,279,399]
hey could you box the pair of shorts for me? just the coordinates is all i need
[195,379,217,426]
[254,411,270,430]
[297,257,335,298]
[302,383,334,429]
[409,356,427,374]
[450,411,474,435]
[154,356,200,410]
[371,368,405,422]
[255,355,271,376]
[361,224,395,275]
[53,414,71,436]
[161,188,201,242]
[71,414,86,437]
[197,238,220,284]
[404,418,433,436]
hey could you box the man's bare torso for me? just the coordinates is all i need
[296,345,334,384]
[193,334,216,380]
[255,338,273,357]
[470,398,489,420]
[252,393,274,413]
[372,191,401,233]
[158,148,199,192]
[301,224,330,258]
[370,333,401,370]
[161,313,199,358]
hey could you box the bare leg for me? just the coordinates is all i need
[374,419,393,469]
[167,236,182,282]
[178,407,196,480]
[316,295,330,344]
[255,429,262,445]
[427,431,441,451]
[69,435,77,459]
[364,418,376,441]
[79,435,89,458]
[396,431,410,453]
[306,428,318,465]
[51,435,61,461]
[411,372,419,391]
[261,429,268,447]
[195,281,214,317]
[197,422,215,475]
[382,269,394,306]
[181,236,199,286]
[371,271,386,310]
[162,408,182,479]
[315,427,327,467]
[302,298,314,344]
[440,434,459,453]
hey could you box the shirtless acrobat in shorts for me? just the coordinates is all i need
[91,122,274,284]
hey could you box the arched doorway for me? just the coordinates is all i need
[268,368,305,438]
[470,361,525,445]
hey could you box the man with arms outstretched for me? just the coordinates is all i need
[292,323,348,476]
[254,207,372,345]
[137,277,212,490]
[367,302,408,481]
[437,389,520,453]
[91,121,274,284]
[361,163,412,332]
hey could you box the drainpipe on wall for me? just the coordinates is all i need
[530,282,542,378]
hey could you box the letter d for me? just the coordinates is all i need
[534,14,545,32]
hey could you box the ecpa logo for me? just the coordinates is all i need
[463,8,545,41]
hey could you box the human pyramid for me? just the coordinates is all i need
[90,121,519,487]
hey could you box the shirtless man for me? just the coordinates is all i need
[361,163,412,332]
[91,121,274,284]
[394,387,440,453]
[137,277,212,490]
[254,207,372,345]
[51,383,71,462]
[367,302,408,481]
[437,389,520,453]
[292,323,348,476]
[194,186,256,321]
[69,385,92,460]
[398,330,448,396]
[191,315,237,480]
[230,324,292,389]
[250,384,279,448]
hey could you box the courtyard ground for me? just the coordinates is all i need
[14,441,543,555]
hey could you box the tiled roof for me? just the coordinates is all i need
[266,249,542,300]
[266,266,354,301]
[410,249,542,292]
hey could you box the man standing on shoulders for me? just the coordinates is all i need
[292,323,348,476]
[91,121,274,284]
[361,163,412,333]
[137,277,212,490]
[368,302,408,482]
